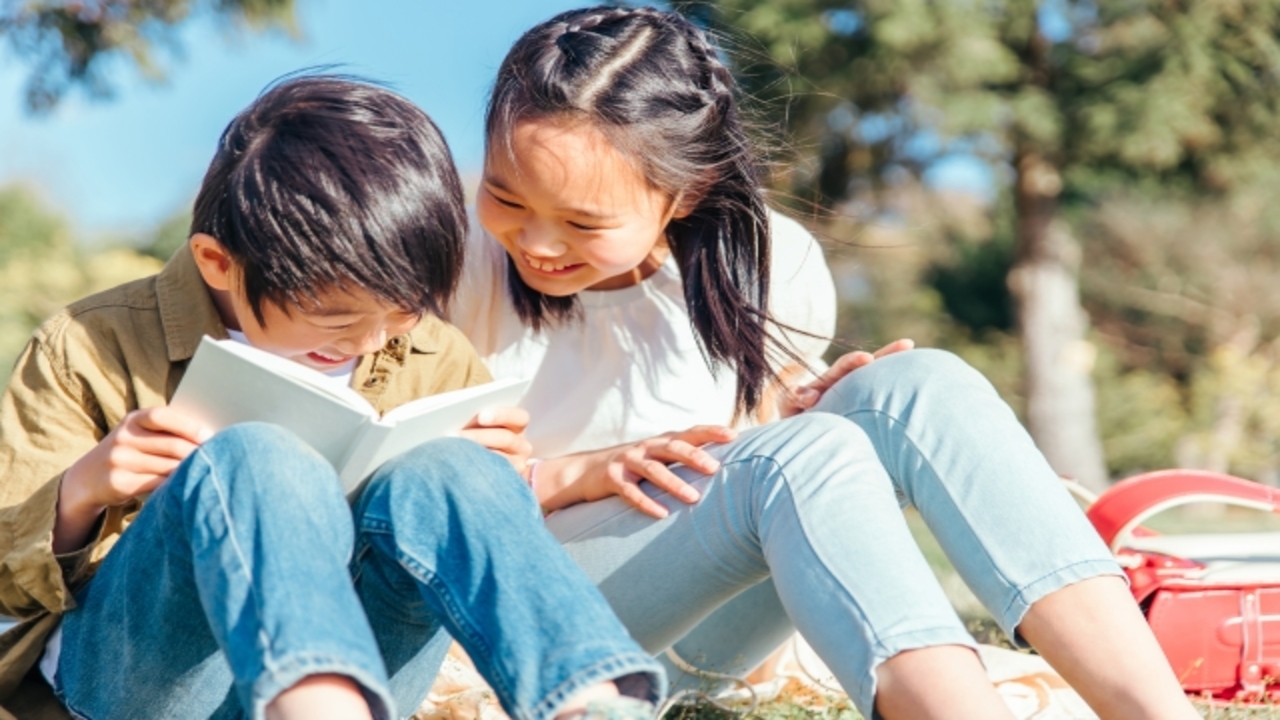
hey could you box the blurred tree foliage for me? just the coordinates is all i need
[0,0,296,113]
[0,185,162,373]
[679,0,1280,484]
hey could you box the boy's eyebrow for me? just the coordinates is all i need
[482,175,618,221]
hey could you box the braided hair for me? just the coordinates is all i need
[486,5,799,419]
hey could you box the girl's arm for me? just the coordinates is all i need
[531,425,738,518]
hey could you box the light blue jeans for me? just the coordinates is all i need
[546,349,1121,717]
[54,424,663,720]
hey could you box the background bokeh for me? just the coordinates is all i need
[4,0,1280,491]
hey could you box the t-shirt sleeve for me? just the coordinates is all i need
[766,210,838,373]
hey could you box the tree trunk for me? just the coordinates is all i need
[1008,151,1110,491]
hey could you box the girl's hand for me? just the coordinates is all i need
[57,407,210,552]
[778,339,915,418]
[459,406,533,473]
[540,425,738,518]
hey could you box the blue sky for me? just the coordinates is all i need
[0,0,582,237]
[0,1,992,239]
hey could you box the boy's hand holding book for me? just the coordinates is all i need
[56,406,212,553]
[458,406,533,473]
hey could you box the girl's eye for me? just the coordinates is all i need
[489,190,524,210]
[567,221,600,231]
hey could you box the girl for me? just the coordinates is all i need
[448,7,1201,720]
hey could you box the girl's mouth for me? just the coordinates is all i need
[522,253,586,276]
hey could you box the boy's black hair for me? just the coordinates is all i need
[487,7,804,419]
[191,73,466,325]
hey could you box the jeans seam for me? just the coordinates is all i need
[199,447,276,662]
[363,526,518,712]
[840,406,1020,598]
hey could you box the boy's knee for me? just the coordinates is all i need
[201,421,315,460]
[364,437,527,506]
[177,422,344,511]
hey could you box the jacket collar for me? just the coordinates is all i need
[155,245,228,363]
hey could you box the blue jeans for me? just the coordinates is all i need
[545,349,1121,717]
[54,424,662,720]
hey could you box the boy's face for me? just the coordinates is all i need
[190,234,421,372]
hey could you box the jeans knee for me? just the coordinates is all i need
[360,437,529,513]
[176,422,347,521]
[826,348,985,405]
[734,412,877,478]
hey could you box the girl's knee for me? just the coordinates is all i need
[824,348,987,407]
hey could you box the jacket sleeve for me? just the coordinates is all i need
[0,325,108,618]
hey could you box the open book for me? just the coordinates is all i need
[170,336,530,493]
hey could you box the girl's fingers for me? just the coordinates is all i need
[466,406,530,432]
[874,338,915,358]
[668,425,737,447]
[612,477,670,519]
[647,439,719,475]
[624,454,701,503]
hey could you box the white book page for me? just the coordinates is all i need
[171,336,375,468]
[343,377,531,483]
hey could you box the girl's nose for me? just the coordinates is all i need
[517,222,568,257]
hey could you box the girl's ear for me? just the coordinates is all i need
[189,233,237,292]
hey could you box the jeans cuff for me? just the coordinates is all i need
[527,651,666,720]
[859,625,979,720]
[996,558,1125,648]
[250,652,395,720]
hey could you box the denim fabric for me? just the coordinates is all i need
[55,424,662,720]
[545,349,1121,718]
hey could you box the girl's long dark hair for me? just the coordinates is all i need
[486,5,804,418]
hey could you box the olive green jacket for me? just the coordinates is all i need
[0,246,491,719]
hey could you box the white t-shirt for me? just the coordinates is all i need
[449,210,837,458]
[39,330,358,685]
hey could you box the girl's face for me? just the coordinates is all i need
[477,119,684,295]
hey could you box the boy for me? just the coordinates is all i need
[0,76,661,720]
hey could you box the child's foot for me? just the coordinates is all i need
[578,696,656,720]
[555,681,654,720]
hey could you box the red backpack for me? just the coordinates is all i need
[1082,470,1280,704]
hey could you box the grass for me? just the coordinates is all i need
[657,506,1280,719]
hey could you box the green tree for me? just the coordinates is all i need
[1,0,297,113]
[0,185,162,374]
[680,0,1280,490]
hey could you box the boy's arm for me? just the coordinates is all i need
[0,332,108,618]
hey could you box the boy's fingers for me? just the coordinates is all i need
[456,427,531,458]
[132,433,201,461]
[134,406,212,443]
[467,406,530,432]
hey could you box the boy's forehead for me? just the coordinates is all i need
[291,285,412,317]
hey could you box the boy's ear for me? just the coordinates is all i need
[189,233,236,292]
